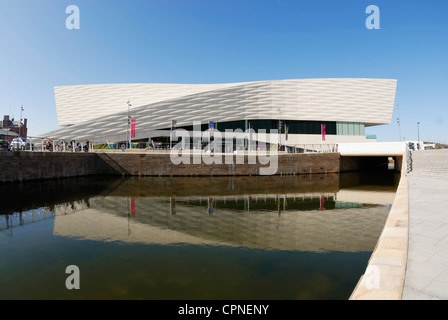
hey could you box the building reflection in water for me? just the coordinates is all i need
[0,172,399,300]
[1,173,398,253]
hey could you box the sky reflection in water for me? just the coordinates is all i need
[0,172,399,300]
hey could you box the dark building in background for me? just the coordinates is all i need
[1,115,28,141]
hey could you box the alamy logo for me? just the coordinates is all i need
[65,265,80,290]
[365,5,380,30]
[364,265,381,289]
[169,122,279,176]
[66,5,80,30]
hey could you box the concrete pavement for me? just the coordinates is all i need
[350,148,448,300]
[402,149,448,300]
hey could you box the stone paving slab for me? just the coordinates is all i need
[402,174,448,300]
[351,149,448,300]
[402,150,448,300]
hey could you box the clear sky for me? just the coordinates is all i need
[0,0,447,142]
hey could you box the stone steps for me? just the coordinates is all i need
[409,149,448,181]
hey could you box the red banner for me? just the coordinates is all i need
[131,197,136,216]
[321,124,326,141]
[131,120,136,138]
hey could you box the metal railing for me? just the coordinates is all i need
[406,145,413,175]
[12,140,95,153]
[98,142,340,154]
[9,139,338,155]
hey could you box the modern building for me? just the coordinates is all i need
[45,78,397,150]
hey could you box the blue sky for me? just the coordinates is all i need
[0,0,447,142]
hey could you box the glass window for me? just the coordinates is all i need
[336,122,365,136]
[167,120,359,136]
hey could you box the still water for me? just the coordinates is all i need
[0,172,399,300]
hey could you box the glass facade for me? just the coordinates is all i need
[122,120,366,150]
[175,120,365,136]
[336,122,365,136]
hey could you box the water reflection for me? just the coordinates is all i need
[0,173,399,300]
[51,192,392,253]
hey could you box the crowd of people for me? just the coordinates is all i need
[44,139,91,152]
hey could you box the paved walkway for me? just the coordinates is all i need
[402,149,448,300]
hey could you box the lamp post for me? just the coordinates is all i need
[277,108,282,151]
[127,100,132,149]
[19,105,24,138]
[396,104,401,141]
[417,122,420,150]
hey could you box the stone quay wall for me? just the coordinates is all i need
[96,152,341,177]
[0,152,106,183]
[0,151,342,183]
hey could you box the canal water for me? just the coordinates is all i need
[0,172,399,300]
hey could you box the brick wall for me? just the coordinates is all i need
[97,152,341,177]
[0,152,103,183]
[0,151,342,183]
